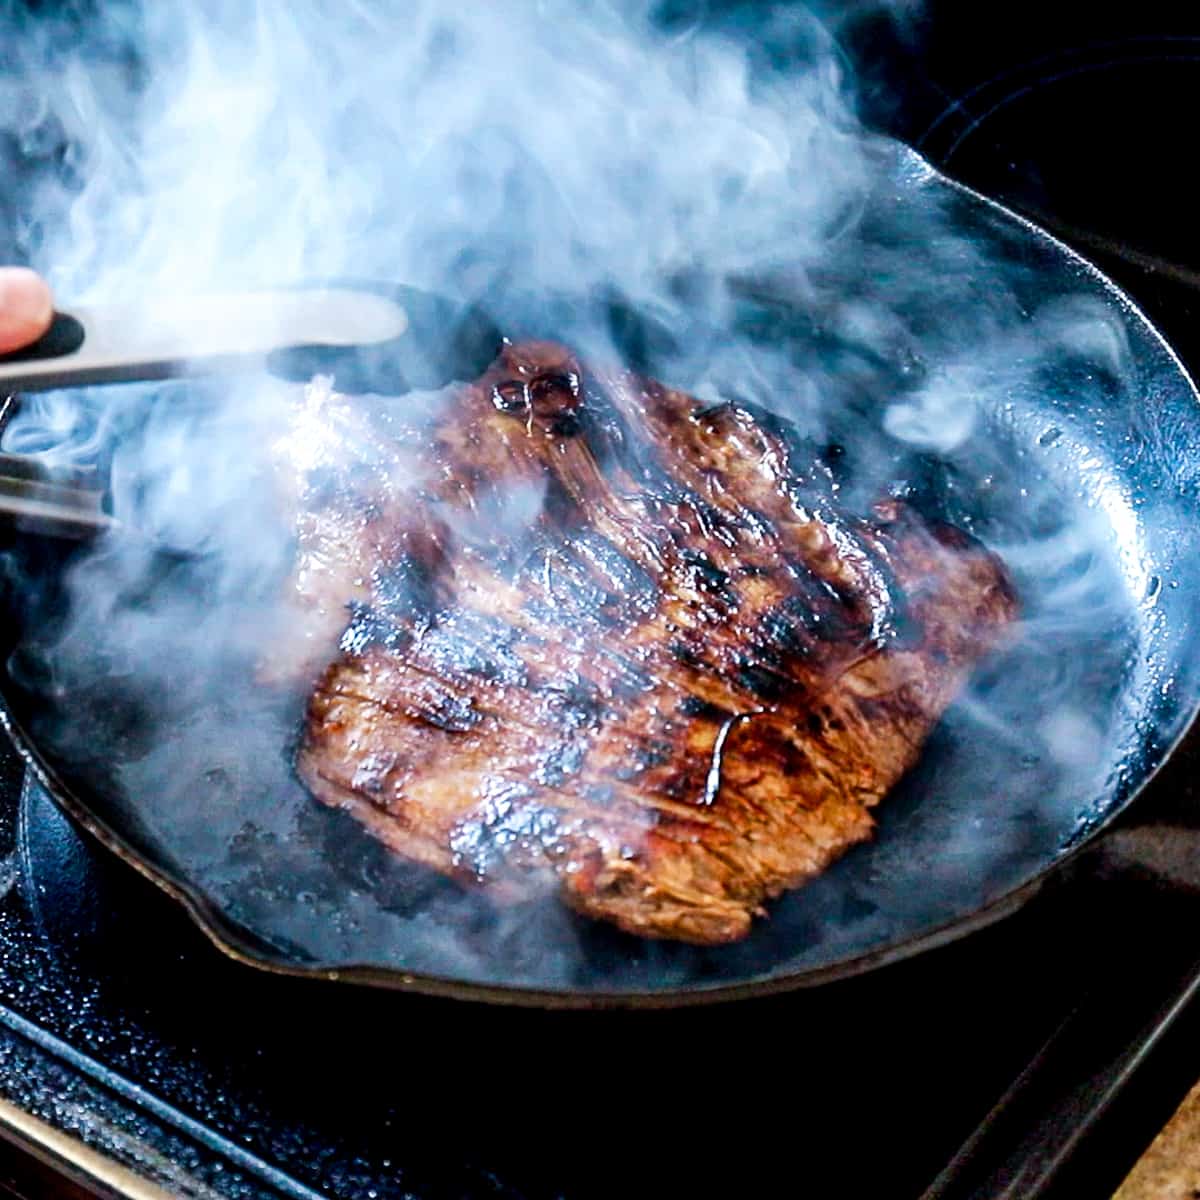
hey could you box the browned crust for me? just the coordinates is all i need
[294,341,1018,943]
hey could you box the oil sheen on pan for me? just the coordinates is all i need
[290,339,1018,944]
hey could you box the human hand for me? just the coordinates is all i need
[0,268,53,354]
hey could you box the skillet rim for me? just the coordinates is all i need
[2,154,1198,1009]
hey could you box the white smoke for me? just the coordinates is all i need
[0,0,1175,988]
[7,3,867,310]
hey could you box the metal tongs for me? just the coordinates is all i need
[0,448,112,538]
[0,283,499,539]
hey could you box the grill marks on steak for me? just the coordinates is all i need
[296,341,1017,943]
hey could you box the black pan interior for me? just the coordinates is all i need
[3,152,1200,1000]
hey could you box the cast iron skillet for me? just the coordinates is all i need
[3,146,1200,1007]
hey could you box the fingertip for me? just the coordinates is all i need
[0,267,55,354]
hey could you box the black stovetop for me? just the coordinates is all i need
[6,5,1200,1198]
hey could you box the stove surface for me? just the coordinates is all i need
[5,5,1200,1198]
[1,728,1197,1200]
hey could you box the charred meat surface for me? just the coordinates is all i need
[294,341,1017,944]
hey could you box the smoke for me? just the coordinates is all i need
[0,0,1190,990]
[5,3,860,298]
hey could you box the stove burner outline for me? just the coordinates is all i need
[918,36,1200,163]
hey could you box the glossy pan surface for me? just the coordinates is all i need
[3,151,1200,1006]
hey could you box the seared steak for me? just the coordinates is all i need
[294,341,1017,943]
